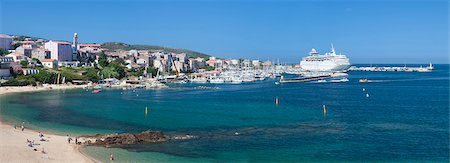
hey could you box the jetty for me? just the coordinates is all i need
[348,63,434,72]
[280,75,331,83]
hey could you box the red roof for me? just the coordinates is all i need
[53,41,71,45]
[41,59,56,62]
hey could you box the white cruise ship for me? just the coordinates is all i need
[300,44,351,72]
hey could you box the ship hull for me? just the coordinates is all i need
[300,60,351,72]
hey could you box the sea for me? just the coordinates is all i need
[1,64,449,162]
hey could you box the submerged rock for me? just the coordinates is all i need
[78,130,167,147]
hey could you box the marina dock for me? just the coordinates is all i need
[348,64,434,72]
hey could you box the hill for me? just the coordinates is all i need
[101,42,210,59]
[12,35,46,41]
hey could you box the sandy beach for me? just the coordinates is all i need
[0,84,87,96]
[0,85,96,162]
[0,121,94,163]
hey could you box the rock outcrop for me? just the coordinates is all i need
[77,130,167,147]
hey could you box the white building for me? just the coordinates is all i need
[32,48,51,61]
[172,60,185,72]
[252,60,261,69]
[15,45,33,58]
[59,61,80,68]
[44,41,73,61]
[230,59,239,65]
[0,34,13,50]
[262,60,272,69]
[0,56,14,79]
[242,59,251,68]
[41,59,58,69]
[136,58,147,65]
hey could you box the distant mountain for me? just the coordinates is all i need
[101,42,210,59]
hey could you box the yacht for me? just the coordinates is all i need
[300,44,351,72]
[330,77,349,83]
[190,77,208,83]
[231,77,243,84]
[209,77,225,84]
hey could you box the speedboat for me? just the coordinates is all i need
[92,89,102,93]
[359,79,369,83]
[330,78,349,83]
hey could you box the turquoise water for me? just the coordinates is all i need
[1,64,449,162]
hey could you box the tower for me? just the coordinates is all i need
[72,33,78,60]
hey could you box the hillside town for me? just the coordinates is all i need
[0,33,285,88]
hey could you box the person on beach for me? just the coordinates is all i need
[75,137,78,144]
[66,135,71,143]
[110,153,114,161]
[13,124,16,130]
[21,125,24,131]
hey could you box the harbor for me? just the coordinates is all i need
[1,0,447,162]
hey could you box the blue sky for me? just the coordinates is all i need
[0,0,448,63]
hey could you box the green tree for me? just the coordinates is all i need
[101,66,119,79]
[147,67,158,77]
[32,69,56,84]
[128,67,145,77]
[108,60,126,79]
[20,60,29,67]
[32,58,42,64]
[61,69,86,82]
[98,52,109,67]
[205,66,215,71]
[85,67,100,82]
[0,48,10,56]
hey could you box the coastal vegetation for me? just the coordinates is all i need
[1,69,56,86]
[0,53,160,86]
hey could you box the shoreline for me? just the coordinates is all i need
[0,120,96,163]
[0,84,88,96]
[0,84,110,163]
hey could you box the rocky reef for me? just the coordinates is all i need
[77,130,168,147]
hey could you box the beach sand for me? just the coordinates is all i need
[0,84,87,96]
[0,122,94,163]
[0,85,95,162]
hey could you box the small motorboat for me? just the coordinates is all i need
[92,89,102,93]
[330,78,349,83]
[359,79,369,83]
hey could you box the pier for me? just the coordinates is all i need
[348,64,434,72]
